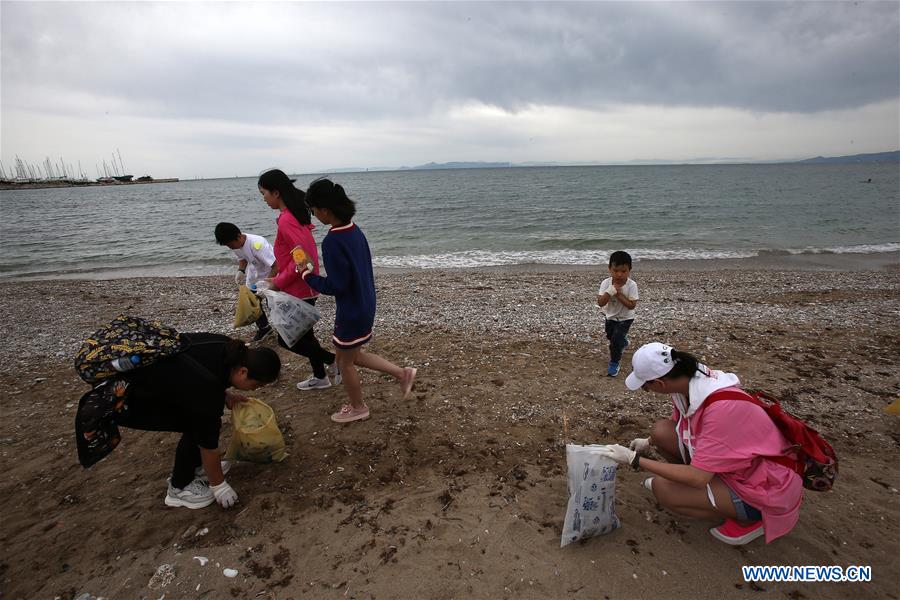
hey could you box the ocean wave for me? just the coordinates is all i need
[373,248,755,269]
[789,242,900,255]
[373,243,900,269]
[5,242,898,280]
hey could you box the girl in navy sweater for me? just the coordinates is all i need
[300,178,416,423]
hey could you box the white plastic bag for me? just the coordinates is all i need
[258,288,321,347]
[561,443,620,547]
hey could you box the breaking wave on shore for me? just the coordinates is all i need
[373,242,900,269]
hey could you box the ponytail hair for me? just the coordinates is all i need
[223,338,280,383]
[258,169,311,225]
[661,348,701,380]
[305,177,356,224]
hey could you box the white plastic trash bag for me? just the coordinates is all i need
[561,443,621,547]
[258,288,321,347]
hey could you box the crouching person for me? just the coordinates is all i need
[117,333,280,509]
[596,342,803,545]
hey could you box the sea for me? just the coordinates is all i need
[0,163,897,280]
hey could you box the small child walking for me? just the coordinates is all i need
[596,251,639,377]
[215,222,277,342]
[300,178,416,423]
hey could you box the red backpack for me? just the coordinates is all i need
[705,387,838,492]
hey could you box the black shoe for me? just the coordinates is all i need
[252,326,273,342]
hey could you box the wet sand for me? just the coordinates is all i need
[1,259,898,598]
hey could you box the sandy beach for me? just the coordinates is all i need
[1,255,899,599]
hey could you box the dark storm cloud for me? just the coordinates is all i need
[2,1,898,125]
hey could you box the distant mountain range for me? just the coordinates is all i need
[318,150,899,174]
[408,161,511,170]
[321,161,511,172]
[795,151,899,164]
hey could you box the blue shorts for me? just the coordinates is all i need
[332,327,372,349]
[729,487,762,522]
[333,316,374,349]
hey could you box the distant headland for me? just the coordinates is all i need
[794,151,899,164]
[319,150,899,174]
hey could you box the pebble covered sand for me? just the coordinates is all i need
[1,257,898,599]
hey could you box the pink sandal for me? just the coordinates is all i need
[400,367,417,399]
[331,404,370,423]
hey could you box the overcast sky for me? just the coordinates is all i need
[2,1,898,179]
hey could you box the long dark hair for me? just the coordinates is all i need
[305,178,356,224]
[258,169,311,225]
[223,339,280,383]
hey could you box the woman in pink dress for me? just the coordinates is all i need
[597,342,803,545]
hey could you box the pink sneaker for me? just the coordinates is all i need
[400,367,417,399]
[331,404,370,423]
[710,519,765,545]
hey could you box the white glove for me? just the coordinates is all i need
[608,286,618,297]
[254,279,271,294]
[629,437,651,454]
[210,480,239,508]
[298,265,313,279]
[595,443,636,466]
[234,270,246,285]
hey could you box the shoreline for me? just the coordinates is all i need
[4,249,898,282]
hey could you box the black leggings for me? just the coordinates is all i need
[116,391,206,489]
[255,310,270,331]
[278,297,335,379]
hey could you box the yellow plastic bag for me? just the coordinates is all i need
[885,398,900,416]
[234,285,262,327]
[224,398,288,463]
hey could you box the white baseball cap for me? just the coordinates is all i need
[625,342,676,390]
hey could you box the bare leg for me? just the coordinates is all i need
[651,475,740,521]
[650,419,684,464]
[355,350,416,398]
[336,347,364,410]
[337,348,414,409]
[645,422,748,525]
[355,350,404,379]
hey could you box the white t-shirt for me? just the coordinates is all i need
[233,233,275,285]
[597,277,639,321]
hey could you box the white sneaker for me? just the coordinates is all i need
[330,362,342,385]
[296,375,332,390]
[164,478,215,509]
[194,460,232,483]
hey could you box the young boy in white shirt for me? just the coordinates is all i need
[596,251,639,377]
[215,222,277,342]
